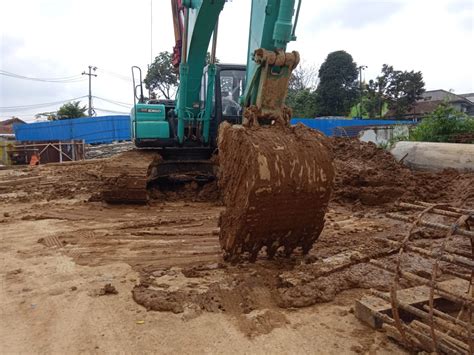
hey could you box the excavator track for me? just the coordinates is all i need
[101,149,216,204]
[218,121,334,262]
[101,150,161,204]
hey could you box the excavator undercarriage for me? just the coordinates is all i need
[101,149,215,204]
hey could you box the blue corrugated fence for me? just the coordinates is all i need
[290,118,413,136]
[14,115,131,144]
[14,115,413,144]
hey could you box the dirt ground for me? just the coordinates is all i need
[1,138,472,354]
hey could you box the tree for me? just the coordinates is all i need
[289,62,318,92]
[314,50,358,116]
[359,65,425,118]
[144,52,179,100]
[35,111,58,121]
[144,51,218,100]
[36,101,87,120]
[381,65,424,117]
[360,77,388,118]
[286,63,319,117]
[410,102,474,142]
[57,101,87,119]
[286,89,317,118]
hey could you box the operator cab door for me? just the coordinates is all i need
[201,65,246,147]
[201,65,246,125]
[216,68,246,125]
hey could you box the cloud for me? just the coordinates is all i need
[309,1,405,30]
[447,0,473,13]
[1,0,473,122]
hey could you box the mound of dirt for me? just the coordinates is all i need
[331,138,474,206]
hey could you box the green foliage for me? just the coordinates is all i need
[54,101,87,120]
[314,50,358,116]
[409,102,474,142]
[35,111,58,121]
[145,51,218,100]
[144,52,179,100]
[361,64,424,118]
[286,89,317,117]
[382,65,425,116]
[286,63,318,117]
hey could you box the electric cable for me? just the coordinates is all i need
[0,70,86,83]
[0,96,88,112]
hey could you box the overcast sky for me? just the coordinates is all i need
[1,0,473,122]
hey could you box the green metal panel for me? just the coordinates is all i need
[131,103,170,139]
[136,122,170,139]
[134,103,166,121]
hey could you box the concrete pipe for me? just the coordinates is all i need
[390,141,474,172]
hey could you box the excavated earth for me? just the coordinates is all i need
[218,122,334,261]
[1,137,473,353]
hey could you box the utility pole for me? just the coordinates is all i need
[358,65,367,118]
[82,66,97,116]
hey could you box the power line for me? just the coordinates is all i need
[0,70,86,83]
[95,107,130,114]
[100,70,131,82]
[0,96,88,112]
[93,96,132,108]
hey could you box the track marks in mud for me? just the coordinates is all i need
[33,203,223,269]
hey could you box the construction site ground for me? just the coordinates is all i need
[1,138,473,354]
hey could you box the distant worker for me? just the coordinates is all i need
[29,152,40,166]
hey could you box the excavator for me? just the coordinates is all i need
[101,0,334,261]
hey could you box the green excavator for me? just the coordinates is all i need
[101,0,334,261]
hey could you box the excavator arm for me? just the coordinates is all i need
[173,0,303,137]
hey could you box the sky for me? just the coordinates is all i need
[1,0,473,122]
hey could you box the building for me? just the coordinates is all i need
[460,92,474,105]
[0,117,26,134]
[412,89,474,117]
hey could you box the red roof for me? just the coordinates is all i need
[0,118,26,134]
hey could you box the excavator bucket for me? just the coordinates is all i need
[217,120,334,262]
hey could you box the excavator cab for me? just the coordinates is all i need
[130,63,246,150]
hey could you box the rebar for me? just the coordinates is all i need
[376,237,474,269]
[398,202,464,219]
[387,213,474,239]
[368,201,474,354]
[370,289,468,341]
[370,259,474,307]
[415,201,474,215]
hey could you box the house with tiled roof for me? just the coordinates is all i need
[411,89,474,117]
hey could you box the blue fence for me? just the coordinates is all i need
[14,115,413,144]
[14,115,131,144]
[291,118,413,137]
